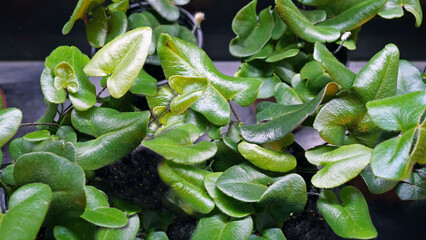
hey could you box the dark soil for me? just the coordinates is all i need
[166,216,197,240]
[95,146,168,210]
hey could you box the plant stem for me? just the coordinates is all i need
[148,105,171,125]
[97,86,107,98]
[20,122,60,128]
[229,101,242,123]
[307,192,320,196]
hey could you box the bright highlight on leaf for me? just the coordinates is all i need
[84,27,152,98]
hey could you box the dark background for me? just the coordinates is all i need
[0,0,425,61]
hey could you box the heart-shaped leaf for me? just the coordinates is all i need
[84,27,152,98]
[0,108,22,147]
[229,0,274,57]
[305,144,372,188]
[0,183,51,240]
[238,141,296,173]
[62,0,105,34]
[395,167,426,200]
[143,123,217,164]
[81,207,128,228]
[204,172,254,218]
[396,60,426,95]
[275,0,340,43]
[157,34,263,126]
[72,107,150,170]
[241,82,338,144]
[13,152,86,224]
[313,42,356,89]
[41,46,96,111]
[379,0,423,27]
[314,93,381,147]
[360,165,398,195]
[352,44,399,103]
[318,186,377,239]
[169,76,209,114]
[317,0,387,32]
[96,214,140,240]
[191,214,253,240]
[158,161,214,214]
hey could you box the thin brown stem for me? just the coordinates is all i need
[20,122,60,128]
[229,101,242,123]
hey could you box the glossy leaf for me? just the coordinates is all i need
[23,130,52,142]
[238,141,296,173]
[56,125,78,143]
[53,218,96,240]
[113,199,142,215]
[107,0,129,13]
[85,186,109,209]
[143,123,217,164]
[317,0,387,32]
[305,144,372,188]
[211,137,246,172]
[36,102,58,130]
[257,75,281,99]
[158,34,263,126]
[318,186,377,239]
[81,207,128,228]
[314,94,381,147]
[249,228,287,240]
[13,152,86,223]
[352,44,400,103]
[129,69,157,96]
[62,0,105,34]
[191,214,253,240]
[379,0,423,27]
[105,11,128,44]
[396,60,426,95]
[154,25,197,46]
[271,10,287,40]
[366,91,426,132]
[241,82,338,144]
[146,231,169,240]
[395,168,426,200]
[169,76,208,114]
[0,183,51,240]
[274,82,303,106]
[313,42,356,89]
[275,0,340,43]
[204,173,254,218]
[84,27,152,98]
[72,107,150,170]
[41,46,96,111]
[300,61,332,92]
[0,108,22,147]
[360,165,398,195]
[128,11,159,55]
[158,161,214,214]
[146,0,180,22]
[301,0,333,6]
[229,0,274,57]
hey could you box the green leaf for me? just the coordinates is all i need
[146,231,169,240]
[158,34,263,126]
[271,9,287,40]
[360,165,398,195]
[72,107,150,170]
[105,11,128,44]
[352,44,400,103]
[143,123,217,164]
[274,82,303,106]
[158,161,214,214]
[53,218,96,240]
[300,61,332,92]
[238,141,296,173]
[191,214,253,240]
[81,207,128,228]
[13,152,86,224]
[305,144,372,188]
[107,0,129,13]
[23,130,52,142]
[85,186,109,209]
[395,168,426,200]
[154,25,197,46]
[314,94,382,147]
[113,199,142,215]
[0,183,51,240]
[366,91,426,132]
[62,0,105,34]
[129,69,157,96]
[300,0,333,6]
[95,215,139,239]
[169,76,209,114]
[204,173,254,218]
[313,42,356,89]
[128,11,159,55]
[84,27,152,98]
[216,164,274,202]
[275,0,340,43]
[300,9,327,24]
[249,228,287,240]
[257,75,281,99]
[379,0,423,27]
[211,137,246,172]
[42,46,96,111]
[0,108,22,147]
[36,102,58,130]
[396,60,426,95]
[319,186,377,239]
[241,82,338,144]
[317,0,387,32]
[146,0,180,21]
[56,125,78,143]
[229,0,274,57]
[86,6,108,48]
